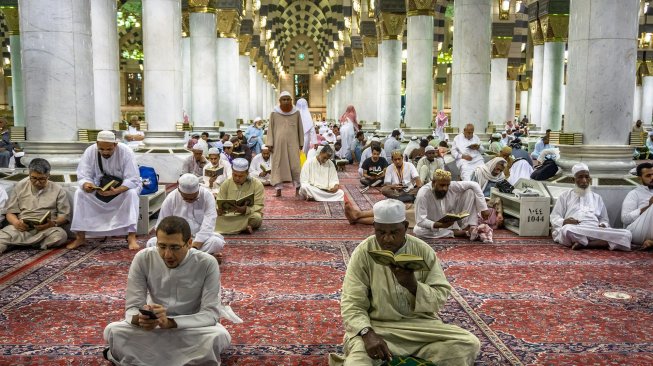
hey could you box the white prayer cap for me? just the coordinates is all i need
[254,116,262,123]
[571,163,589,176]
[649,131,653,136]
[223,141,233,147]
[279,91,291,99]
[502,130,508,134]
[208,147,220,155]
[492,133,502,138]
[96,130,116,143]
[178,173,199,194]
[425,145,436,152]
[261,144,269,151]
[336,135,342,141]
[373,199,406,224]
[232,158,249,171]
[371,137,381,142]
[411,136,418,141]
[192,143,203,151]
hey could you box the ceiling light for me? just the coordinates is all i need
[501,0,510,12]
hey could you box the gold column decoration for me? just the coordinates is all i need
[182,11,191,37]
[353,49,364,66]
[189,0,216,13]
[249,46,259,62]
[540,14,569,43]
[492,36,512,58]
[406,0,436,17]
[345,57,354,73]
[643,60,653,77]
[238,34,252,55]
[0,8,19,36]
[362,37,378,57]
[519,77,531,91]
[216,9,241,38]
[436,84,446,93]
[378,13,406,41]
[507,65,520,81]
[529,19,544,46]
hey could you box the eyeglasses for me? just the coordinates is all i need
[29,176,48,183]
[156,244,185,252]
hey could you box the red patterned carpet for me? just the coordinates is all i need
[1,166,652,365]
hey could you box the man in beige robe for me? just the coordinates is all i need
[331,199,480,366]
[0,158,71,253]
[266,90,304,197]
[215,158,265,234]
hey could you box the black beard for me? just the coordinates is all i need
[434,190,447,199]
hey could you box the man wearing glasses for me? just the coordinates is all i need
[0,158,71,253]
[103,216,240,365]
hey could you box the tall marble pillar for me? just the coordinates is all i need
[451,0,491,130]
[216,37,239,128]
[530,45,544,126]
[256,73,264,118]
[489,58,510,124]
[436,86,445,112]
[353,65,365,118]
[343,74,354,113]
[249,65,258,118]
[143,0,182,131]
[559,0,639,175]
[182,35,191,121]
[190,11,217,126]
[405,2,435,131]
[90,0,120,130]
[520,90,529,120]
[377,13,405,132]
[238,55,251,123]
[2,8,24,127]
[633,84,641,122]
[333,80,341,121]
[20,0,95,140]
[641,76,653,124]
[540,41,565,131]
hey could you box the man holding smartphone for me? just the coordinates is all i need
[103,216,240,365]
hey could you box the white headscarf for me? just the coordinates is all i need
[296,98,318,153]
[473,157,507,191]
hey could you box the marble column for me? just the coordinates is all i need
[343,75,353,113]
[378,39,403,132]
[238,55,250,123]
[353,65,365,118]
[520,90,529,121]
[9,34,23,127]
[143,0,182,131]
[182,36,191,121]
[257,73,265,118]
[90,0,120,130]
[540,41,565,131]
[633,84,641,122]
[190,12,217,126]
[641,76,653,124]
[333,80,341,121]
[249,65,258,119]
[436,88,445,112]
[20,0,95,141]
[489,58,510,125]
[451,0,491,130]
[216,37,239,129]
[405,15,434,130]
[530,45,544,127]
[558,0,639,175]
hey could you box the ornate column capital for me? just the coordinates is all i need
[362,36,378,57]
[507,65,521,81]
[216,9,241,38]
[377,12,406,41]
[529,19,544,46]
[406,0,435,17]
[540,14,569,43]
[436,84,446,93]
[186,0,217,13]
[238,34,251,55]
[492,36,512,58]
[0,7,20,35]
[519,77,531,91]
[182,11,190,37]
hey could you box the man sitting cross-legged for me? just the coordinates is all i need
[380,150,422,203]
[299,144,345,201]
[249,145,272,186]
[330,199,480,366]
[0,158,71,253]
[360,145,389,191]
[103,216,240,365]
[215,158,264,235]
[147,174,225,263]
[551,163,632,251]
[622,162,653,250]
[202,147,231,195]
[413,169,490,239]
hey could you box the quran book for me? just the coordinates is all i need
[260,164,270,174]
[437,212,470,224]
[232,151,245,157]
[368,170,383,176]
[368,250,431,271]
[22,211,50,228]
[204,166,224,178]
[89,180,119,192]
[216,193,255,214]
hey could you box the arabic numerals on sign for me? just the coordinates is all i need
[527,207,544,223]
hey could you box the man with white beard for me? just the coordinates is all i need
[550,163,632,251]
[451,124,485,181]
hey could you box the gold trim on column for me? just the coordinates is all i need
[529,19,544,46]
[492,36,512,58]
[189,0,217,13]
[216,9,241,38]
[249,47,259,62]
[238,34,252,55]
[182,11,191,37]
[436,84,446,93]
[363,36,378,57]
[643,60,653,77]
[406,0,436,17]
[507,65,520,81]
[345,57,354,73]
[540,14,569,43]
[0,8,20,35]
[353,49,364,66]
[378,13,405,41]
[519,77,531,91]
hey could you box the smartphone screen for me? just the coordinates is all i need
[139,308,157,320]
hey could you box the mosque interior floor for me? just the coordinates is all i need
[0,165,652,365]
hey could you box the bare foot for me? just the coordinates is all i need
[127,236,140,250]
[640,239,653,251]
[275,189,281,197]
[344,201,358,224]
[295,187,300,197]
[66,238,86,249]
[213,252,224,264]
[245,225,254,234]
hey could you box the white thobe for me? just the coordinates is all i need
[416,156,445,183]
[196,138,209,156]
[249,154,272,185]
[0,186,7,223]
[384,162,419,186]
[182,155,206,177]
[201,159,232,195]
[413,181,487,239]
[124,126,144,149]
[403,141,419,161]
[307,148,319,164]
[621,185,653,246]
[358,146,387,176]
[146,188,224,253]
[451,133,485,181]
[340,120,356,160]
[71,143,141,236]
[384,138,401,161]
[299,158,345,202]
[104,248,239,366]
[551,190,632,251]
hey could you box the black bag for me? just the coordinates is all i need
[496,179,514,194]
[530,159,558,181]
[96,152,123,203]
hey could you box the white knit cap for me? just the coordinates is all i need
[178,173,199,194]
[373,199,406,224]
[261,144,269,151]
[279,91,291,99]
[223,141,233,147]
[232,158,249,171]
[96,130,116,143]
[492,133,502,138]
[191,143,203,151]
[425,145,436,152]
[254,117,262,123]
[411,136,418,141]
[371,137,381,142]
[208,148,220,155]
[571,163,589,176]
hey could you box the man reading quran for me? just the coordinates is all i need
[215,158,264,234]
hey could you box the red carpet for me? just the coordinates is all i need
[1,166,652,365]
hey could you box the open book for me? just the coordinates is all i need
[232,151,245,158]
[260,164,271,174]
[204,166,224,178]
[216,193,254,214]
[22,211,50,228]
[437,212,470,224]
[368,170,384,176]
[368,250,430,271]
[89,180,119,192]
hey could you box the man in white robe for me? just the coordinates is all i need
[403,136,420,161]
[69,131,141,250]
[416,146,444,184]
[124,116,145,149]
[104,216,240,365]
[470,157,507,197]
[147,174,225,262]
[414,169,489,239]
[339,105,358,162]
[299,145,345,201]
[202,148,231,195]
[551,163,632,251]
[182,143,208,177]
[622,162,653,250]
[381,150,422,203]
[451,124,485,181]
[249,145,272,185]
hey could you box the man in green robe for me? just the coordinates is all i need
[215,158,264,235]
[331,199,480,366]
